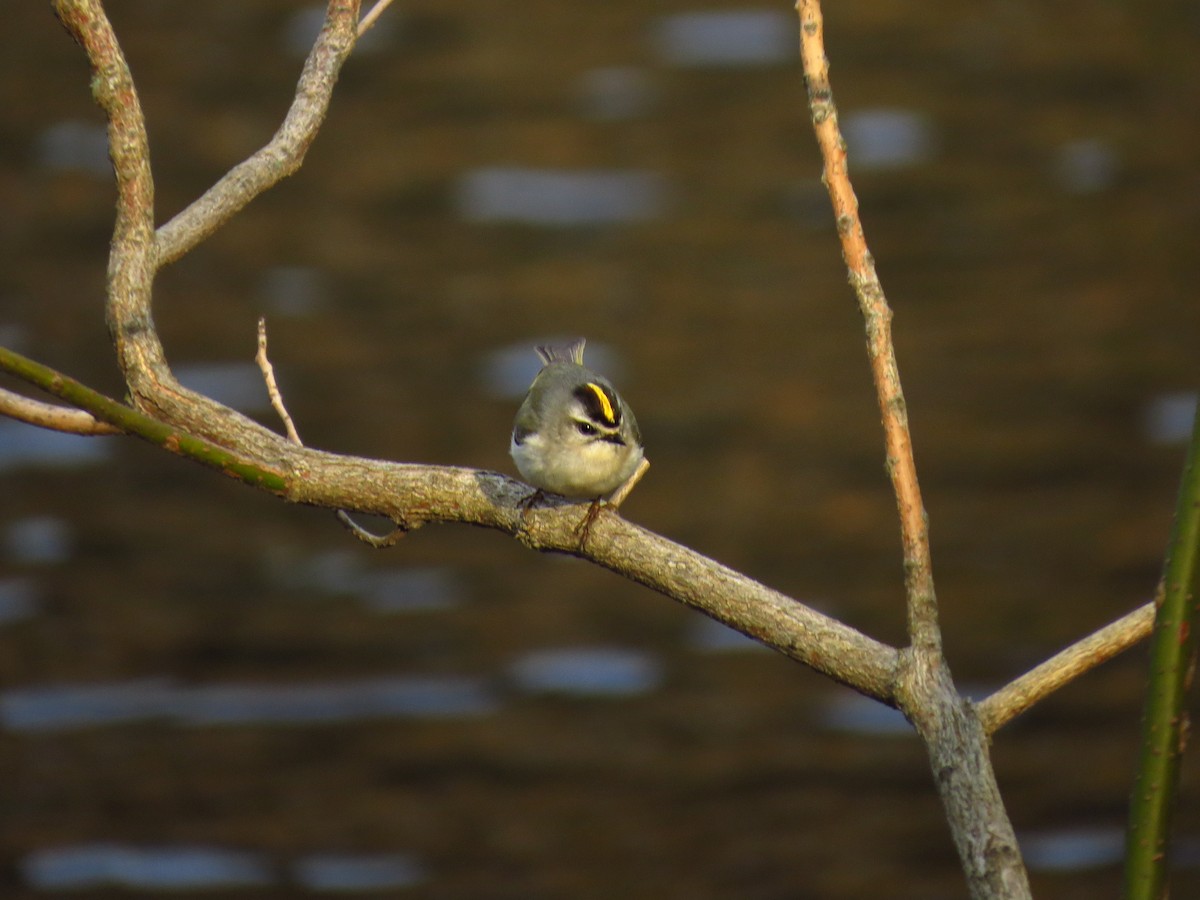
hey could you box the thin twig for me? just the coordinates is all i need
[255,318,301,444]
[796,0,939,653]
[0,386,121,435]
[358,0,396,37]
[607,457,650,509]
[336,509,406,547]
[255,318,404,547]
[977,601,1156,734]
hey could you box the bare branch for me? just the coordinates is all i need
[0,386,121,435]
[978,602,1156,734]
[255,318,302,444]
[43,0,905,727]
[0,339,898,697]
[255,318,404,547]
[336,509,407,547]
[155,1,361,268]
[607,457,650,509]
[54,0,362,460]
[358,0,397,37]
[797,3,1029,896]
[22,2,1172,896]
[54,0,165,394]
[796,1,939,655]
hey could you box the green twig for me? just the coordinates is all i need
[1124,401,1200,898]
[0,345,286,494]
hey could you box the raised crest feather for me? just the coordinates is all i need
[535,338,586,367]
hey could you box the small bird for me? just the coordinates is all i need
[510,339,646,506]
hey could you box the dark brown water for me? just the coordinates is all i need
[2,2,1199,897]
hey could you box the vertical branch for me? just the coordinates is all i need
[1124,405,1200,898]
[53,0,168,390]
[794,4,1031,897]
[795,1,939,653]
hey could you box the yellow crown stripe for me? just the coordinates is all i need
[584,382,617,425]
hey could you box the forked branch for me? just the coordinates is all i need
[797,2,1027,896]
[2,5,1178,897]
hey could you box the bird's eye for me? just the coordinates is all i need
[575,421,597,436]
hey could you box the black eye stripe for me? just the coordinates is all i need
[573,382,621,427]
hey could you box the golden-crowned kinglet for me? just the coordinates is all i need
[510,339,645,501]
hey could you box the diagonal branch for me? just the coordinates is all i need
[358,0,397,37]
[796,2,939,655]
[0,342,900,701]
[0,346,286,492]
[978,601,1155,734]
[155,1,361,267]
[35,0,903,702]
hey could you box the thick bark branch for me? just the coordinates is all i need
[899,654,1031,898]
[55,0,163,392]
[0,342,899,699]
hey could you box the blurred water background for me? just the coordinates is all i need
[2,2,1199,897]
